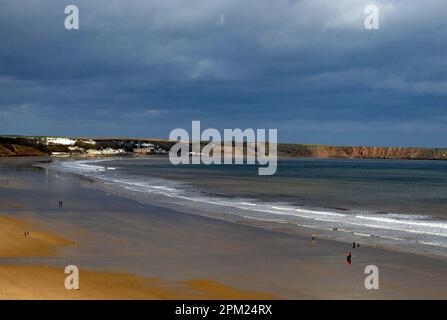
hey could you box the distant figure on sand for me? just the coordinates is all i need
[58,200,63,208]
[312,234,316,242]
[352,242,356,248]
[346,252,352,265]
[24,231,30,237]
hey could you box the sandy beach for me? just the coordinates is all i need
[0,157,446,299]
[0,214,273,299]
[2,0,447,304]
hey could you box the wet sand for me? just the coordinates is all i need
[0,215,73,257]
[0,214,273,299]
[0,157,446,299]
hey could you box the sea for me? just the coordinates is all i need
[41,157,447,257]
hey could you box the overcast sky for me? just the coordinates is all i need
[0,0,446,147]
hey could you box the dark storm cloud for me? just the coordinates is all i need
[0,0,447,146]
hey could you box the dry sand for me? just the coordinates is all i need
[0,265,274,300]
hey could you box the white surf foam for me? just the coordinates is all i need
[43,159,447,251]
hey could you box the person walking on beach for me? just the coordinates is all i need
[312,233,316,242]
[346,252,352,266]
[58,200,63,208]
[352,242,356,248]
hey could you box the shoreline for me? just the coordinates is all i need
[42,156,447,260]
[0,157,275,299]
[0,157,446,299]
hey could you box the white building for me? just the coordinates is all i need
[86,148,126,156]
[45,137,76,146]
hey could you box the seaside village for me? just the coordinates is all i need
[43,137,169,157]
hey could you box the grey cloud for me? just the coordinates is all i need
[0,0,446,146]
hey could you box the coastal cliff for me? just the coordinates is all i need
[0,143,45,157]
[0,137,47,156]
[1,136,447,160]
[278,144,447,160]
[0,136,171,157]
